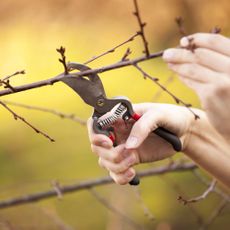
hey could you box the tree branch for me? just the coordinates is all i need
[84,33,139,65]
[133,64,200,119]
[2,100,86,125]
[0,162,197,209]
[0,101,55,142]
[133,0,150,56]
[0,51,163,98]
[89,188,142,230]
[152,74,174,101]
[200,199,228,230]
[178,179,217,205]
[133,187,155,221]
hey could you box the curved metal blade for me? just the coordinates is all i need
[61,63,106,108]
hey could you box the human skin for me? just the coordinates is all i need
[87,34,230,187]
[163,33,230,141]
[87,103,230,187]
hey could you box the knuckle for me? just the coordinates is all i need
[110,164,124,174]
[193,48,203,63]
[212,76,230,96]
[134,121,148,136]
[207,34,220,47]
[111,152,122,163]
[186,64,195,76]
[183,64,196,78]
[110,160,130,174]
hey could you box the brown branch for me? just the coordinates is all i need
[210,26,222,34]
[0,70,25,92]
[1,70,25,82]
[89,188,142,230]
[84,33,139,65]
[0,101,55,142]
[56,46,69,74]
[2,100,86,125]
[133,64,200,119]
[133,0,150,56]
[175,17,187,36]
[121,47,132,62]
[41,207,75,230]
[0,51,163,98]
[0,80,16,92]
[152,75,174,101]
[133,187,155,221]
[161,174,204,225]
[192,170,230,202]
[200,199,228,230]
[178,179,217,205]
[0,162,197,209]
[51,180,63,199]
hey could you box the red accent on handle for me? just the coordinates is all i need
[132,113,141,121]
[109,134,115,143]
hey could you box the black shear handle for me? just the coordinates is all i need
[128,113,182,186]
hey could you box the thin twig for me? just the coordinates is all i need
[160,174,204,226]
[134,64,200,119]
[89,188,143,230]
[2,100,86,125]
[0,80,16,92]
[41,207,75,230]
[199,199,228,230]
[51,180,63,199]
[192,170,230,202]
[0,51,163,97]
[84,33,139,65]
[56,46,69,74]
[0,162,197,209]
[133,0,150,56]
[178,179,217,205]
[210,26,222,34]
[0,101,55,142]
[152,75,174,101]
[133,187,155,221]
[1,70,25,82]
[175,17,187,36]
[121,47,132,62]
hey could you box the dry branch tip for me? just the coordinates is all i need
[56,46,69,74]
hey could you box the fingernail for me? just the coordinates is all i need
[163,49,175,60]
[126,136,138,149]
[180,36,189,47]
[127,155,136,166]
[125,169,134,177]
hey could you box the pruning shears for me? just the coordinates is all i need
[62,63,182,185]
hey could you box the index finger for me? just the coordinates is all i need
[87,118,113,147]
[181,33,230,56]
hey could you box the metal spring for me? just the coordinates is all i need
[98,104,126,128]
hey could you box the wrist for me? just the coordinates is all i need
[182,108,205,153]
[182,109,230,187]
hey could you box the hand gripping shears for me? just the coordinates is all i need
[62,63,182,185]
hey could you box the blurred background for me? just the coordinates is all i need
[0,0,229,229]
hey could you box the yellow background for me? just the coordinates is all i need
[0,0,229,229]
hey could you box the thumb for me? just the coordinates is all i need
[125,110,162,149]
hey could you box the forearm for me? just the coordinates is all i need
[184,110,230,187]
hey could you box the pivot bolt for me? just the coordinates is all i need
[97,99,105,107]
